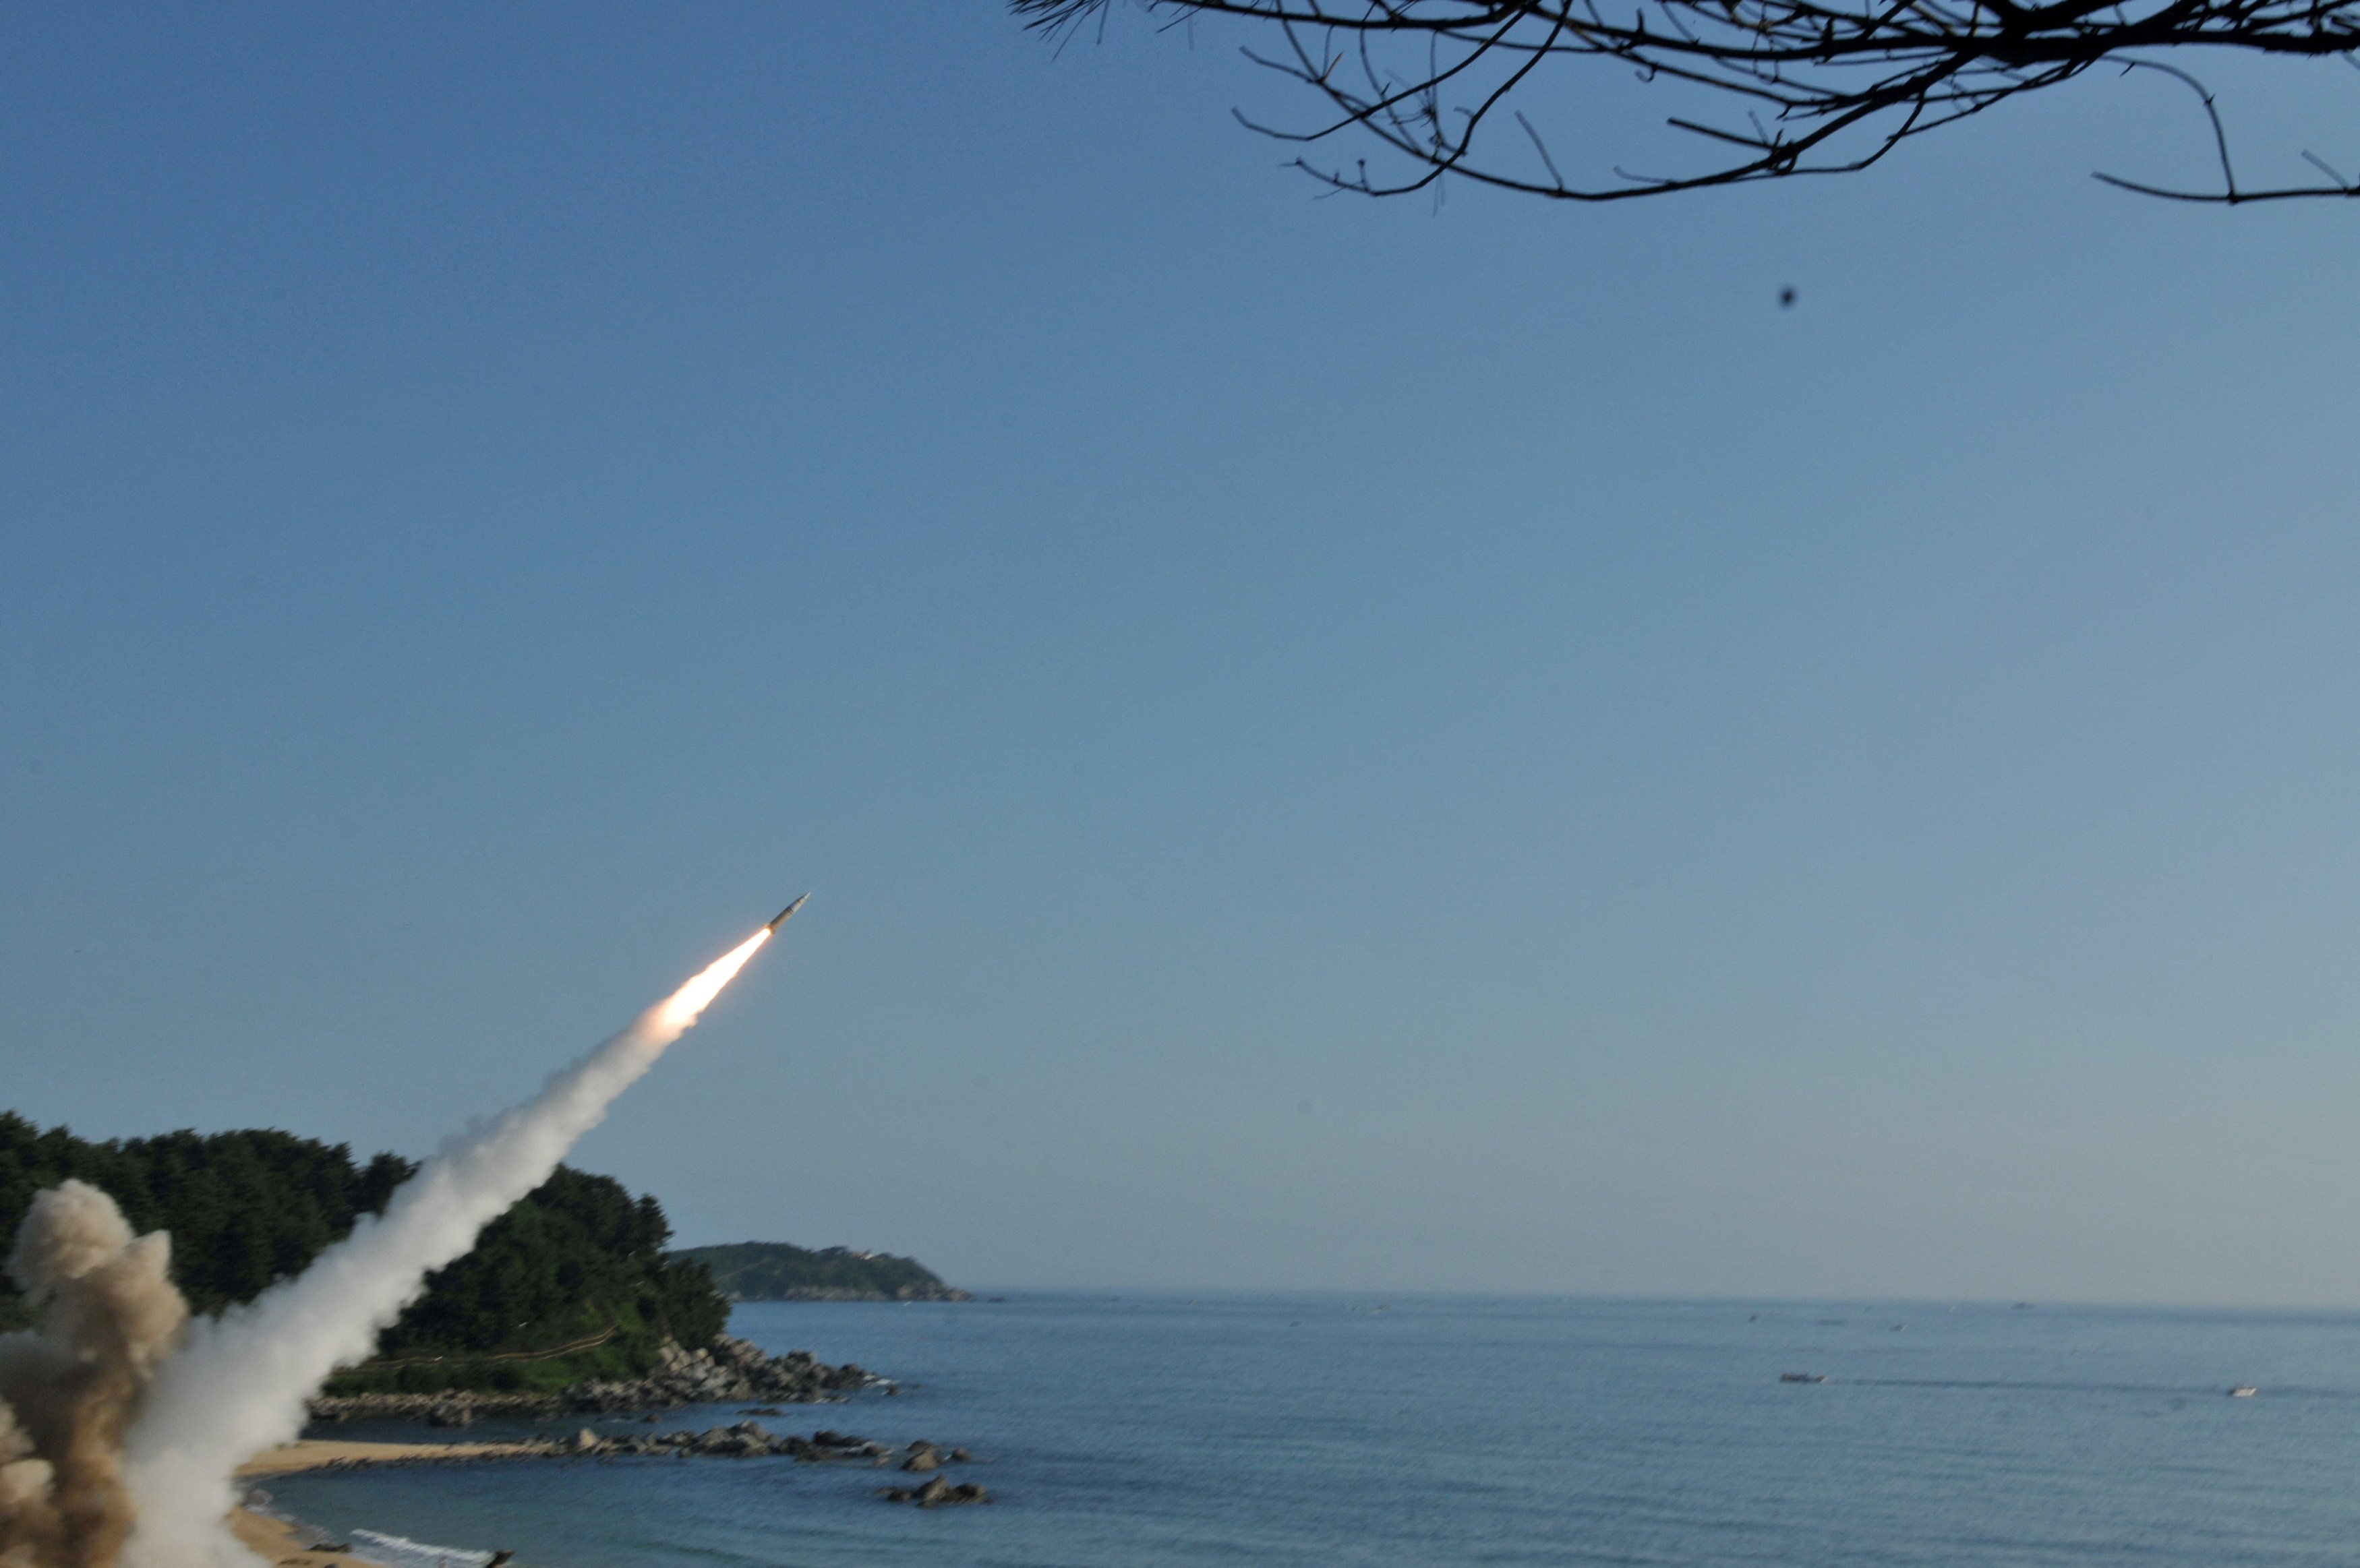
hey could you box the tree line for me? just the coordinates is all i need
[0,1112,726,1391]
[672,1240,968,1302]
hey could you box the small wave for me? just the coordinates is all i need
[347,1527,497,1568]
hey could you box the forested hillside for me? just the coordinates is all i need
[0,1114,413,1321]
[347,1164,729,1393]
[673,1240,969,1301]
[0,1113,727,1391]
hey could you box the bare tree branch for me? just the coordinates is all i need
[1013,0,2360,200]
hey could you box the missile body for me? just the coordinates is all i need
[767,894,810,932]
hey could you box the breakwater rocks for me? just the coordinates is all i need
[572,1336,877,1412]
[700,1427,986,1505]
[308,1337,877,1425]
[585,1424,989,1503]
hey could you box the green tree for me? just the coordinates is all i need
[0,1114,726,1389]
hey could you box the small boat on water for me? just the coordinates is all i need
[1779,1372,1828,1383]
[2229,1385,2258,1397]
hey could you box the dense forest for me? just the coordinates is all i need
[0,1112,727,1391]
[673,1240,968,1301]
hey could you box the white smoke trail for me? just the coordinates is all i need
[120,926,774,1568]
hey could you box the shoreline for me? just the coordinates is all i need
[309,1334,873,1425]
[234,1441,532,1568]
[240,1439,552,1476]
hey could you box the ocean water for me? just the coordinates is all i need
[267,1295,2360,1567]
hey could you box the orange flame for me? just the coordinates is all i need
[649,926,773,1035]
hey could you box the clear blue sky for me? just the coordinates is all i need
[5,4,2359,1304]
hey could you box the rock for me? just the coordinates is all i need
[900,1451,939,1473]
[309,1335,878,1424]
[883,1474,986,1507]
[949,1448,972,1463]
[881,1474,988,1507]
[571,1428,603,1453]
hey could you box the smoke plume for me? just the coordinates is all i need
[99,924,775,1568]
[0,1182,189,1568]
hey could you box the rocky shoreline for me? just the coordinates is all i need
[562,1421,987,1503]
[307,1335,879,1425]
[291,1336,995,1512]
[260,1424,991,1507]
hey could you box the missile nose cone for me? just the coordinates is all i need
[766,894,810,932]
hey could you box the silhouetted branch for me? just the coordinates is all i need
[1013,0,2360,200]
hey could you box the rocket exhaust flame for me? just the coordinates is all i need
[648,927,771,1036]
[78,911,800,1568]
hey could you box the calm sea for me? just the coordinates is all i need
[268,1294,2360,1567]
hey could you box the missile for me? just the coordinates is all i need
[766,894,810,932]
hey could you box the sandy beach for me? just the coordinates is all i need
[233,1440,535,1567]
[239,1439,546,1477]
